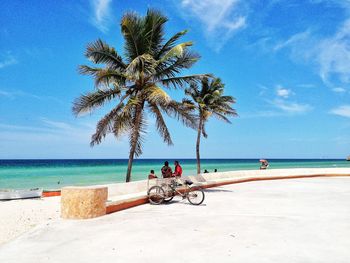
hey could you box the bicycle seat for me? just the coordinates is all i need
[185,180,193,185]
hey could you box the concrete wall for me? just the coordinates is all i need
[60,168,350,218]
[103,168,350,198]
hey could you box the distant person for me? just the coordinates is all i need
[260,159,269,170]
[214,169,218,172]
[204,169,209,173]
[161,161,173,178]
[172,160,183,177]
[148,170,157,180]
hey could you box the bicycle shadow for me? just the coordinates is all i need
[204,188,233,193]
[163,199,207,207]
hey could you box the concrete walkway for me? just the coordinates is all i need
[1,177,350,263]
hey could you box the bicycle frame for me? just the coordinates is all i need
[148,176,205,205]
[163,178,193,198]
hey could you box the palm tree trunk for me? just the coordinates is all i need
[126,147,136,183]
[125,102,144,182]
[196,116,203,175]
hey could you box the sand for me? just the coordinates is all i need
[0,197,60,245]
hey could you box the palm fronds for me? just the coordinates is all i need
[72,88,125,116]
[90,103,126,146]
[161,74,209,89]
[73,8,210,182]
[85,39,126,69]
[156,30,188,59]
[148,103,173,145]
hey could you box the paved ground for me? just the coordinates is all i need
[1,177,350,263]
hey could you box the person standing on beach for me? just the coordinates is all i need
[173,160,183,177]
[161,161,172,178]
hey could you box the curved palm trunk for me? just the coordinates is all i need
[196,116,203,175]
[126,147,136,183]
[125,101,144,182]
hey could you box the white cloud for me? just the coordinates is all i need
[257,84,268,96]
[317,19,350,85]
[41,118,74,130]
[0,89,41,99]
[90,0,112,33]
[179,0,246,51]
[0,53,17,69]
[332,87,346,93]
[274,18,350,89]
[330,105,350,117]
[276,85,293,98]
[273,30,311,52]
[0,119,126,154]
[250,83,312,117]
[297,83,316,88]
[0,89,62,103]
[0,90,12,97]
[270,99,313,114]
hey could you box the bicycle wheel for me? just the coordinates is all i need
[148,186,165,205]
[161,184,174,203]
[187,188,205,205]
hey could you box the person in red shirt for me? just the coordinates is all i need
[173,160,182,177]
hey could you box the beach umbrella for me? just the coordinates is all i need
[259,159,267,163]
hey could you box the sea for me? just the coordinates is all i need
[0,159,349,190]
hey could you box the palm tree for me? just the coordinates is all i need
[183,77,237,174]
[73,9,208,182]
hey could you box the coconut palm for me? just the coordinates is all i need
[73,9,208,182]
[183,77,237,174]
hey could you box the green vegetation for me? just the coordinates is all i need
[183,77,237,174]
[72,9,209,182]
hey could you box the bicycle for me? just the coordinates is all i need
[147,177,205,205]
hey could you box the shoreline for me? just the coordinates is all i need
[1,167,350,246]
[2,159,350,190]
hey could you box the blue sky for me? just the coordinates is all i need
[1,0,350,159]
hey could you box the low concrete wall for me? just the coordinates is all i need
[191,167,350,182]
[60,168,350,218]
[103,168,350,214]
[105,180,148,197]
[105,168,350,197]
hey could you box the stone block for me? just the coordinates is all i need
[61,186,108,219]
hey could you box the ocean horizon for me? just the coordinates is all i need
[1,158,349,190]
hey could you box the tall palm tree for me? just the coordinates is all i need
[73,9,208,182]
[183,77,237,174]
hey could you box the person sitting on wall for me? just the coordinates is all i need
[161,161,173,178]
[172,160,193,187]
[148,170,157,180]
[172,160,183,177]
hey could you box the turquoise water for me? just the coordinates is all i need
[0,159,349,190]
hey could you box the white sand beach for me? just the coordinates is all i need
[1,176,350,262]
[0,197,60,245]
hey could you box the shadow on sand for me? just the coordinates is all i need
[204,188,233,193]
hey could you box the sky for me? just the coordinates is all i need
[1,0,350,159]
